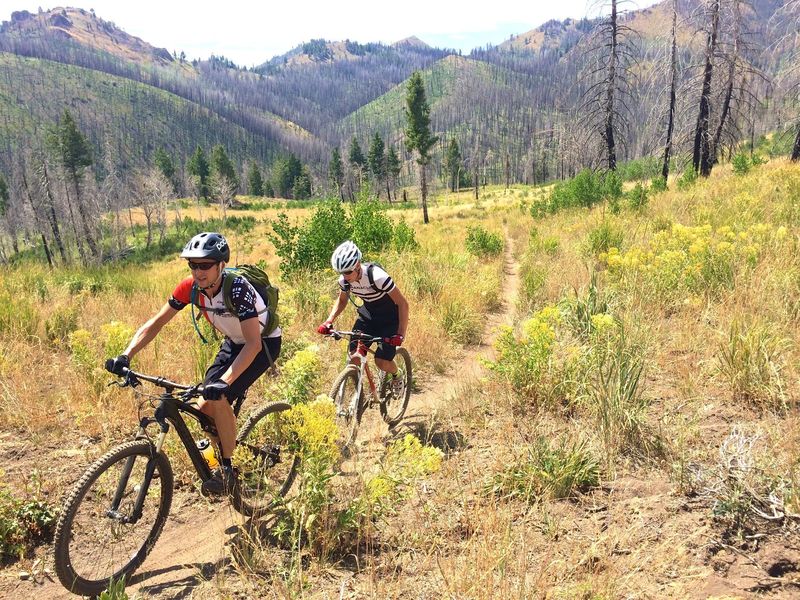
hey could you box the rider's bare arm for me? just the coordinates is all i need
[124,302,178,359]
[388,286,409,338]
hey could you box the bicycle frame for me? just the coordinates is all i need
[348,340,382,405]
[107,369,234,525]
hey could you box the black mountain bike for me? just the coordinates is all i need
[326,330,412,451]
[52,365,300,597]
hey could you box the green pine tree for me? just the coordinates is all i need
[387,145,401,202]
[328,147,344,199]
[49,109,98,257]
[368,133,387,200]
[349,137,366,193]
[0,172,8,217]
[187,146,210,200]
[443,138,463,192]
[405,71,438,223]
[247,161,264,196]
[211,144,238,188]
[152,147,177,192]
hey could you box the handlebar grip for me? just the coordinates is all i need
[104,358,115,373]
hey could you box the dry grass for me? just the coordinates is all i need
[5,165,800,597]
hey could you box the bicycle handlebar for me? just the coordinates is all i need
[325,329,386,343]
[105,361,202,396]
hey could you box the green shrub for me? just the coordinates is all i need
[626,182,649,210]
[393,220,419,252]
[586,220,624,256]
[350,200,394,255]
[269,200,351,276]
[45,305,80,346]
[732,153,751,176]
[270,199,405,277]
[717,320,789,410]
[488,307,560,404]
[650,176,668,193]
[440,300,482,345]
[604,171,623,204]
[0,480,56,563]
[488,437,600,503]
[676,167,698,190]
[465,226,503,257]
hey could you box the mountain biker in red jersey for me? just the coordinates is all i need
[107,232,281,496]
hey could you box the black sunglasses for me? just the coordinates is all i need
[188,261,219,271]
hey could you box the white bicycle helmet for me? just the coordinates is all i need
[331,240,362,273]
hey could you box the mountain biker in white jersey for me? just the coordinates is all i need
[317,240,409,387]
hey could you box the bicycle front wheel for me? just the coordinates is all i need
[53,440,173,597]
[380,348,413,426]
[232,401,300,517]
[329,365,364,452]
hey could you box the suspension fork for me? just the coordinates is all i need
[108,413,170,524]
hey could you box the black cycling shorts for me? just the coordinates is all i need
[349,317,399,361]
[204,336,281,403]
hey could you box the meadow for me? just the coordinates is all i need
[1,160,799,598]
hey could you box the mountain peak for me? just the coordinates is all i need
[393,36,430,49]
[1,6,181,67]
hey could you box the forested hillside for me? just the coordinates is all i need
[1,1,800,267]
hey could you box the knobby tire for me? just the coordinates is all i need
[329,366,364,453]
[231,401,300,516]
[53,440,173,597]
[379,347,412,426]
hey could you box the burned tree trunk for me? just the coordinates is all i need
[693,0,720,177]
[661,0,679,181]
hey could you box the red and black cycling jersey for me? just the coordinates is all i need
[169,273,280,344]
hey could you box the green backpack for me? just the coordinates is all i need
[190,264,279,343]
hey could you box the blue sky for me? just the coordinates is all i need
[5,1,661,67]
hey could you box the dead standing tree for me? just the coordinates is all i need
[577,0,639,172]
[773,0,800,160]
[710,0,765,166]
[692,0,721,176]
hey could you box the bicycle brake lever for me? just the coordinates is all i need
[332,332,342,341]
[125,371,141,388]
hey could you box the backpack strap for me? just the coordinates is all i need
[366,262,379,293]
[190,283,209,345]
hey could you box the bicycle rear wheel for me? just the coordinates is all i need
[380,348,412,426]
[232,401,300,517]
[329,365,364,453]
[53,440,173,597]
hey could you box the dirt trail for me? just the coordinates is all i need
[407,228,519,412]
[7,233,521,600]
[353,229,520,457]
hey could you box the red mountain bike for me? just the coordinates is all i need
[325,329,412,452]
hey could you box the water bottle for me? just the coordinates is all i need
[196,439,219,469]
